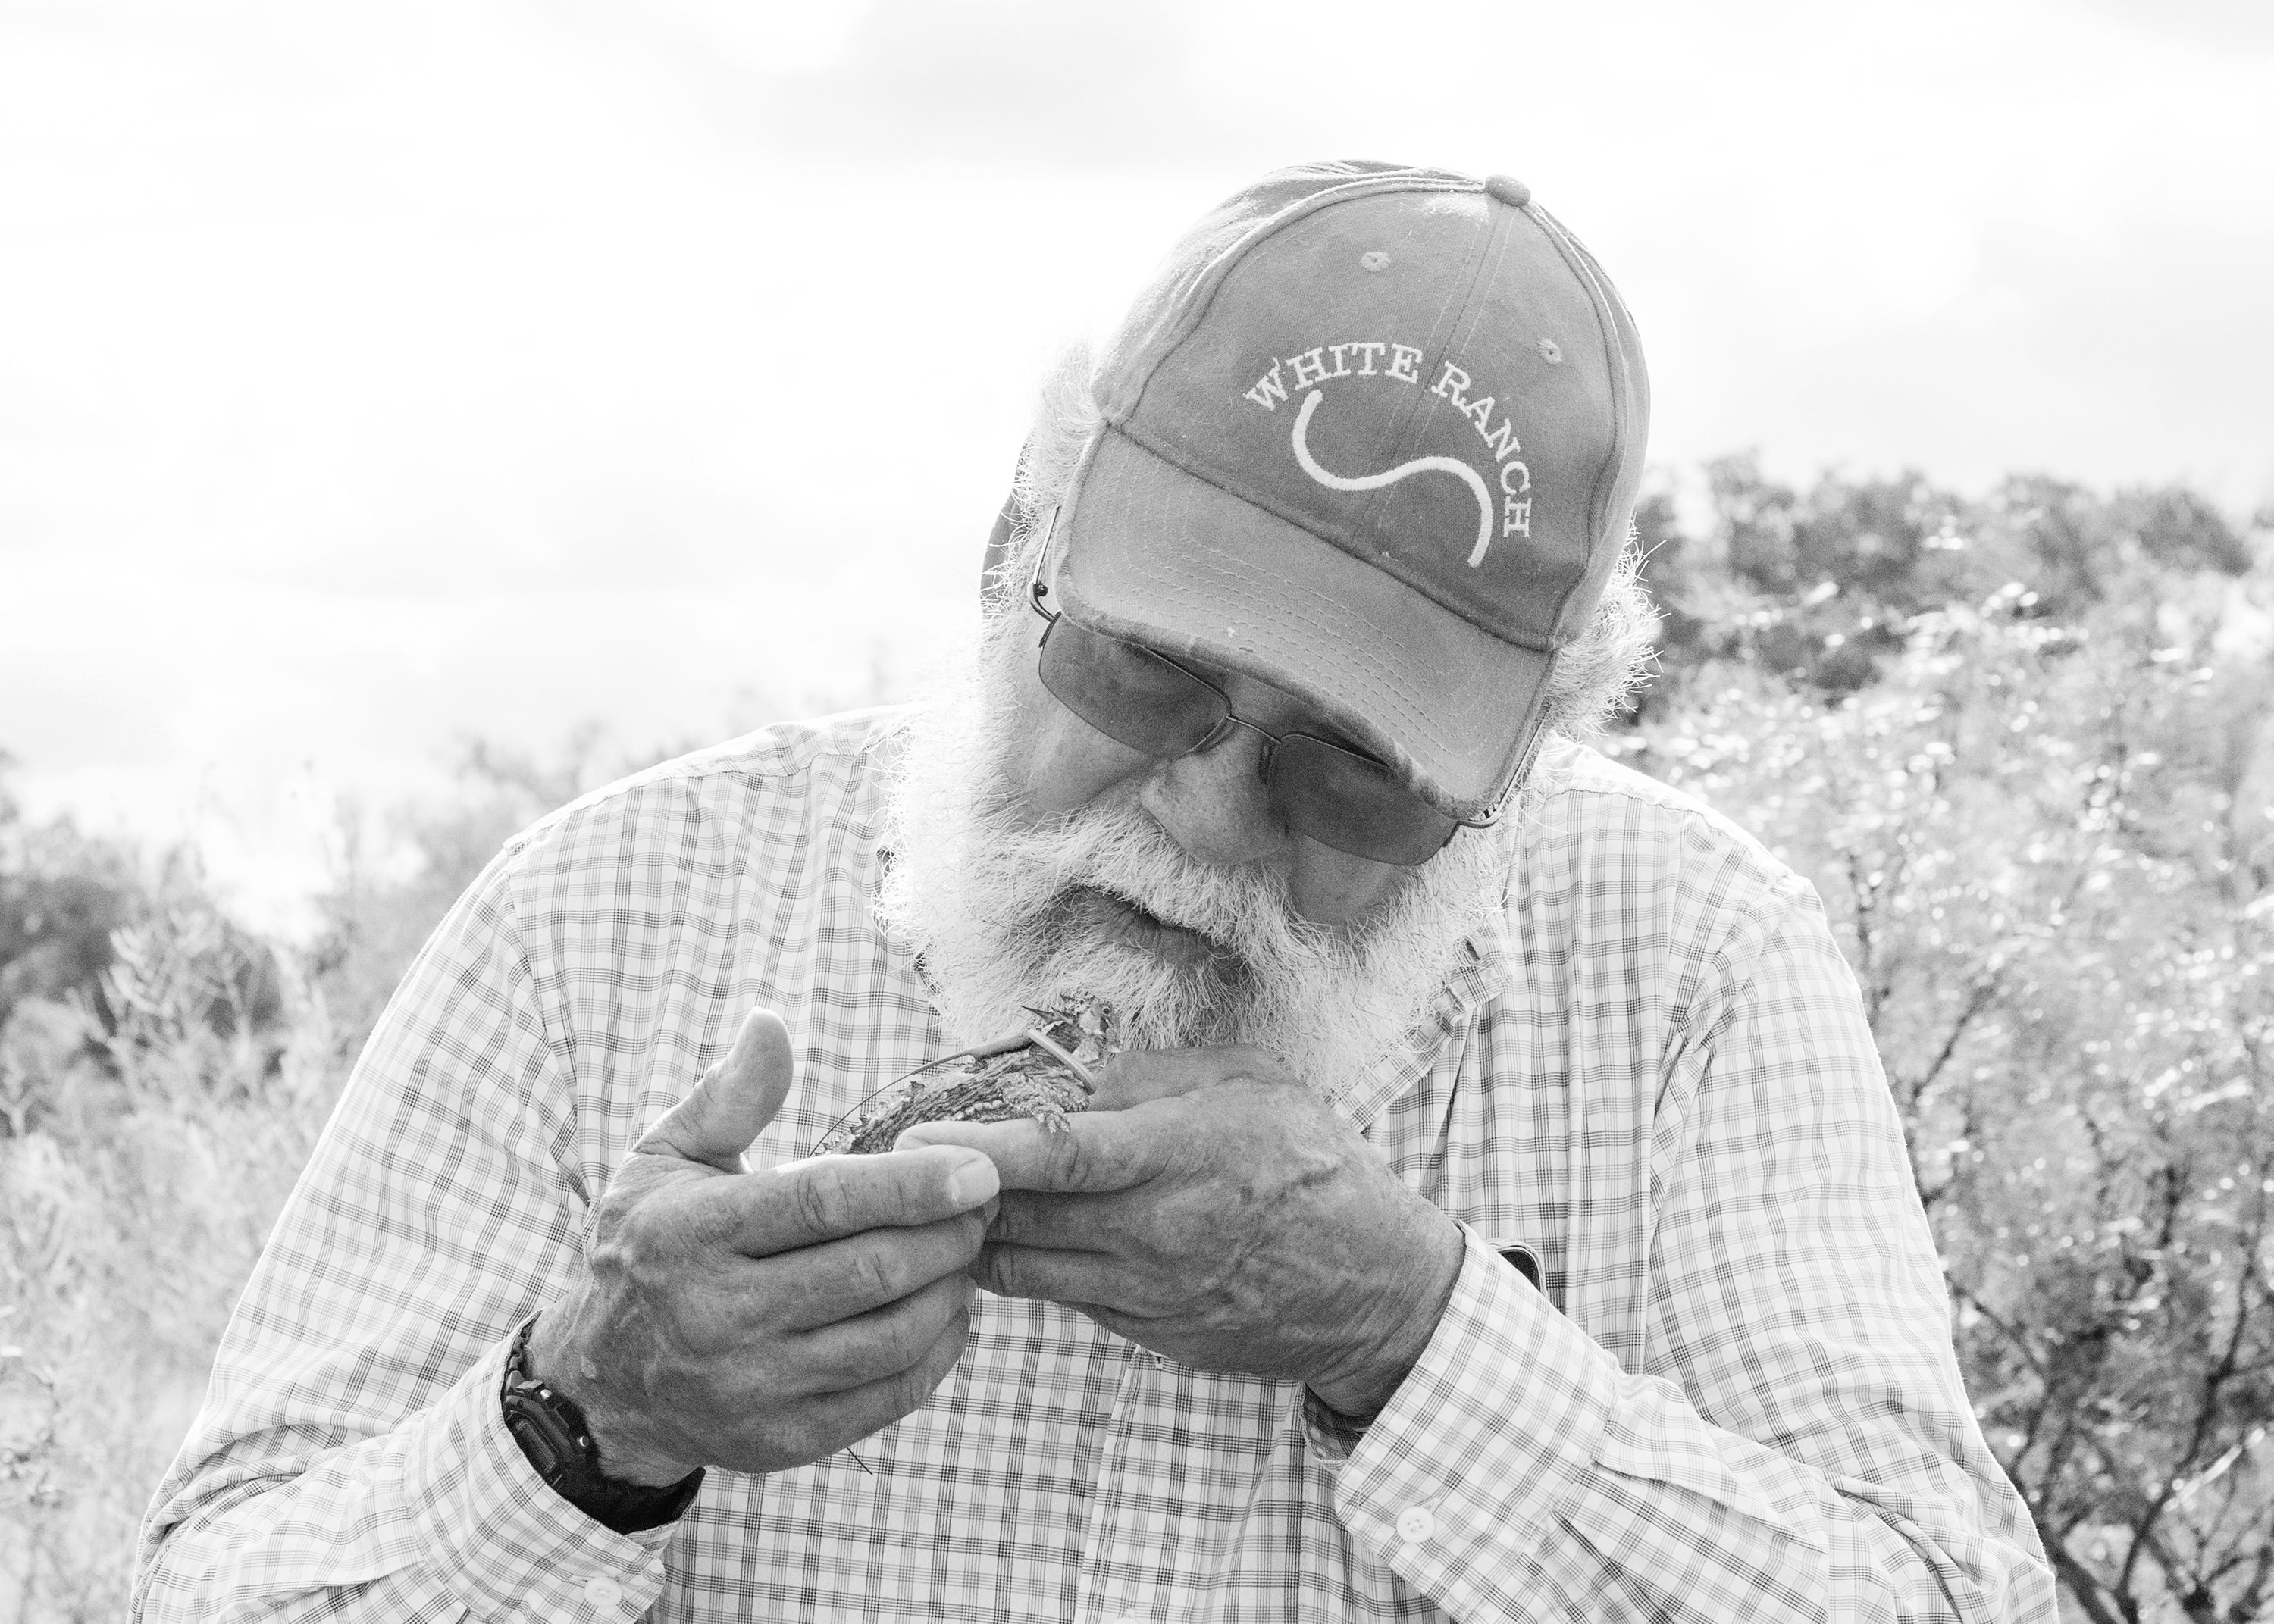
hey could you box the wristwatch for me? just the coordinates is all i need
[1495,1241,1544,1291]
[501,1316,705,1535]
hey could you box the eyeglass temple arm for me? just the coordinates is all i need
[1024,505,1063,622]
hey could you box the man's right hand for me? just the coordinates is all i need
[526,1009,999,1485]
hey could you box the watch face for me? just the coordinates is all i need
[503,1397,579,1485]
[502,1333,703,1534]
[1494,1243,1543,1290]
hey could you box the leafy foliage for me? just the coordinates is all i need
[0,770,145,1041]
[1627,472,2274,1622]
[1633,457,2254,715]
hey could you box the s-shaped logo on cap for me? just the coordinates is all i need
[1242,343,1535,570]
[1289,390,1495,568]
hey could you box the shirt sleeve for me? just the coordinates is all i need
[133,854,675,1623]
[1318,890,2060,1622]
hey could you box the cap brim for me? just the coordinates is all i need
[1055,428,1552,821]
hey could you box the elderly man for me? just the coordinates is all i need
[138,161,2056,1621]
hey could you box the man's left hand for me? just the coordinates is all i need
[898,1046,1463,1420]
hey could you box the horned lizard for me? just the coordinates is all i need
[813,997,1120,1156]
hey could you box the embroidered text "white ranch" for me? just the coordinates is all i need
[1243,343,1532,567]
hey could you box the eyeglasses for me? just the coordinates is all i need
[1025,539,1480,867]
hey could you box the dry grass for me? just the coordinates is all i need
[0,909,349,1621]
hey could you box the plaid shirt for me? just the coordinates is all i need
[137,709,2055,1622]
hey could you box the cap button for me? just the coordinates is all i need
[1484,174,1532,209]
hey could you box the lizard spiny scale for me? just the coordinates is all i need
[813,997,1119,1156]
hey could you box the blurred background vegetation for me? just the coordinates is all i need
[4,458,2272,1621]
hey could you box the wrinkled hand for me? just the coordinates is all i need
[900,1046,1462,1420]
[528,1010,1000,1485]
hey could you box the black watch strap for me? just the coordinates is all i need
[501,1317,704,1535]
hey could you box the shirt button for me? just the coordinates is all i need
[1395,1504,1436,1544]
[583,1575,625,1607]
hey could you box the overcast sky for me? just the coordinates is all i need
[4,0,2271,932]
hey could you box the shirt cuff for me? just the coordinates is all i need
[1326,1227,1618,1600]
[400,1328,678,1622]
[1297,1227,1544,1467]
[1298,1386,1371,1465]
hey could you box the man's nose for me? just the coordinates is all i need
[1138,721,1286,865]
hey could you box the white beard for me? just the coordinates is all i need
[874,619,1523,1097]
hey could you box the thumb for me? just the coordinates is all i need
[632,1008,794,1174]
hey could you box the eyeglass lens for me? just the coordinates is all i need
[1035,618,1458,865]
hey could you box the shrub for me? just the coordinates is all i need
[1630,549,2274,1621]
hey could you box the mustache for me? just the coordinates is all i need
[1037,881,1253,976]
[996,794,1355,963]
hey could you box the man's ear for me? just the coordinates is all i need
[979,440,1034,607]
[979,485,1021,607]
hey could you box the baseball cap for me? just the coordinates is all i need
[1048,160,1650,823]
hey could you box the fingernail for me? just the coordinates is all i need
[947,1156,999,1208]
